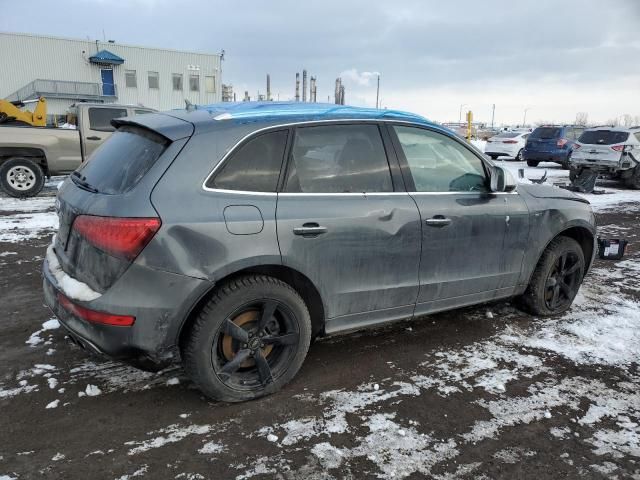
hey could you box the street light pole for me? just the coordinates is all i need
[523,108,531,127]
[459,103,467,124]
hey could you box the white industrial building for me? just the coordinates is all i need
[0,32,223,120]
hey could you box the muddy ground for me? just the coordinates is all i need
[0,174,639,479]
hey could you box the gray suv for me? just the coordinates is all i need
[43,103,597,402]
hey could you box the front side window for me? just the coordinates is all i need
[189,75,200,92]
[172,74,183,91]
[284,124,392,193]
[393,126,487,192]
[125,70,137,88]
[88,107,127,132]
[205,76,216,93]
[208,130,288,192]
[148,71,159,89]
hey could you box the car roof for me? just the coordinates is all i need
[163,101,436,132]
[583,125,636,132]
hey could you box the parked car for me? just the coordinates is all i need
[485,131,530,161]
[43,102,596,402]
[523,125,585,168]
[570,126,640,188]
[0,103,155,197]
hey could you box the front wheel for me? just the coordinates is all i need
[518,236,585,316]
[182,275,312,402]
[0,157,45,198]
[526,160,539,167]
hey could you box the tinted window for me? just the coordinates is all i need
[530,127,561,139]
[88,108,127,132]
[75,126,168,194]
[284,124,392,193]
[393,126,487,192]
[209,130,288,192]
[578,130,629,145]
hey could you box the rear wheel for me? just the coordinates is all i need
[182,275,312,402]
[0,157,45,198]
[526,160,539,167]
[518,236,585,316]
[516,149,524,162]
[625,165,640,189]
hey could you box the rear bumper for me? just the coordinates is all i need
[523,149,570,164]
[42,254,213,370]
[485,145,520,157]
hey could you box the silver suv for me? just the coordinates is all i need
[570,126,640,189]
[43,103,596,402]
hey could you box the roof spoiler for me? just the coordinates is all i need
[112,113,194,141]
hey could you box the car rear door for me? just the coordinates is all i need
[388,124,528,315]
[573,130,629,164]
[81,106,128,159]
[276,122,422,331]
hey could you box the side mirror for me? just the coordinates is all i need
[490,165,517,192]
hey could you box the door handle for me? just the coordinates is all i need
[293,223,328,237]
[425,216,452,227]
[86,136,101,141]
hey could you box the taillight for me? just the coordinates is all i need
[73,216,161,260]
[58,292,135,326]
[557,138,568,148]
[611,145,624,152]
[503,140,518,144]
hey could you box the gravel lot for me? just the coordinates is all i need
[1,164,639,479]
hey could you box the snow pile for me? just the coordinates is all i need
[125,424,214,455]
[197,442,224,455]
[26,318,60,347]
[45,240,101,302]
[84,384,102,397]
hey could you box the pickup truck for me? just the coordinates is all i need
[0,103,154,197]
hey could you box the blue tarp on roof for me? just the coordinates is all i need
[193,101,432,125]
[89,50,125,65]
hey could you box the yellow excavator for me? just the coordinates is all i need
[0,97,47,127]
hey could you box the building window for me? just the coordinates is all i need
[148,71,159,89]
[172,74,183,91]
[205,76,216,93]
[189,74,200,92]
[125,70,137,88]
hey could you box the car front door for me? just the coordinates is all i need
[388,124,528,315]
[276,123,422,332]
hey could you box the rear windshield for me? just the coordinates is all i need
[496,132,519,138]
[578,130,629,145]
[74,125,169,194]
[530,127,561,139]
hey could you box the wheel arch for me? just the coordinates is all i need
[0,147,49,174]
[177,264,326,350]
[527,225,596,286]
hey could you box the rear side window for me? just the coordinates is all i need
[75,125,168,194]
[284,124,392,193]
[578,130,629,145]
[530,127,561,139]
[208,130,288,192]
[88,107,127,132]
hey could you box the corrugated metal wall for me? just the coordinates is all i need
[0,32,222,114]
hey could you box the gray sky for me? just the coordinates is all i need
[2,0,639,124]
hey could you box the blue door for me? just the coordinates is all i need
[101,69,115,96]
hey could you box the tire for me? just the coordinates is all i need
[182,275,312,402]
[0,157,45,198]
[516,149,523,162]
[518,236,585,316]
[526,160,539,167]
[624,165,640,189]
[569,167,581,182]
[489,155,498,160]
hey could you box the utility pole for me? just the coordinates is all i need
[523,108,531,126]
[491,104,495,129]
[375,74,380,109]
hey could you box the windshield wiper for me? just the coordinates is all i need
[71,171,99,193]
